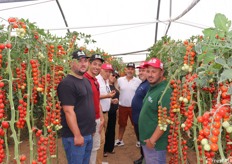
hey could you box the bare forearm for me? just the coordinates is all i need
[150,127,165,145]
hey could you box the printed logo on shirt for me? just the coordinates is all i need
[148,96,153,103]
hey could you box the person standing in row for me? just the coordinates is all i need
[115,62,141,147]
[57,50,96,164]
[104,70,120,157]
[132,61,150,164]
[84,54,105,164]
[96,63,116,163]
[139,58,172,164]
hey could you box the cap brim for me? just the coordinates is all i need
[89,58,104,62]
[144,63,162,69]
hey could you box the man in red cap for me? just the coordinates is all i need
[139,58,172,164]
[96,63,116,163]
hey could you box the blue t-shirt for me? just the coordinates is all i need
[131,80,149,124]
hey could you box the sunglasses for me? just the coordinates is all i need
[112,74,119,79]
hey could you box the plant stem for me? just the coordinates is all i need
[26,51,34,163]
[6,26,20,164]
[4,129,9,164]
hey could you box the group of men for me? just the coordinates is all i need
[57,49,172,164]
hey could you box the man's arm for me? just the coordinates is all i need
[144,127,164,149]
[99,104,104,133]
[63,105,84,146]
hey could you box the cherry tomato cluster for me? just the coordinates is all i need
[30,59,42,104]
[0,82,5,119]
[47,45,55,62]
[15,62,27,91]
[16,99,27,129]
[8,17,26,29]
[37,135,48,164]
[56,45,67,57]
[158,106,172,131]
[0,138,5,163]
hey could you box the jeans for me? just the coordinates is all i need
[62,135,93,164]
[142,145,166,164]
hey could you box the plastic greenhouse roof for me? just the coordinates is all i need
[0,0,232,63]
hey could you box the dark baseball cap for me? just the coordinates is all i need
[126,62,135,68]
[72,50,89,60]
[112,70,119,77]
[89,54,104,63]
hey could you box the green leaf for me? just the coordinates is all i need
[227,86,232,95]
[214,13,231,32]
[219,69,232,82]
[202,28,215,38]
[215,57,228,68]
[194,44,202,54]
[212,63,222,70]
[228,56,232,67]
[202,53,215,64]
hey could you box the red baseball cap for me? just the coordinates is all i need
[101,63,114,71]
[144,58,163,69]
[136,61,147,69]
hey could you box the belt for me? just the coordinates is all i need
[103,111,108,114]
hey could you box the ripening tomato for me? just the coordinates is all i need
[210,136,218,143]
[8,17,16,23]
[5,43,12,49]
[1,121,9,129]
[0,44,5,50]
[0,82,4,88]
[210,143,218,152]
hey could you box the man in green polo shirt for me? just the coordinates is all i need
[138,58,172,164]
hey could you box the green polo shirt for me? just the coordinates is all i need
[139,80,172,150]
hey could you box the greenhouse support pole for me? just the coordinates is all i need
[154,0,161,43]
[56,0,70,33]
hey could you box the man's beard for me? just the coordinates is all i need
[74,69,86,76]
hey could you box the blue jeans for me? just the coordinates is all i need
[142,145,166,164]
[62,135,93,164]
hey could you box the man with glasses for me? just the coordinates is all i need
[57,50,96,164]
[96,63,116,163]
[84,54,105,164]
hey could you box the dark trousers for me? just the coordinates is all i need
[104,109,117,153]
[134,123,144,157]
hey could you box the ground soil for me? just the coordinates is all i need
[8,119,197,164]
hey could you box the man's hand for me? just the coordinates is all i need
[111,98,119,104]
[108,90,116,98]
[74,135,84,146]
[144,138,155,149]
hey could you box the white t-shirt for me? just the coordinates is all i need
[118,76,141,107]
[96,74,111,112]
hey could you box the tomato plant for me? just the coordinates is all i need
[148,13,232,164]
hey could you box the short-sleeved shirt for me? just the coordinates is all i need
[139,80,172,150]
[57,74,96,137]
[131,80,149,124]
[84,72,101,119]
[96,74,111,112]
[117,76,141,107]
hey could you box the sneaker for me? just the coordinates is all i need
[136,141,141,148]
[114,139,124,146]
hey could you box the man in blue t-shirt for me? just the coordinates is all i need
[57,50,96,164]
[131,61,149,164]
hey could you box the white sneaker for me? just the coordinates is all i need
[136,141,141,148]
[102,162,109,164]
[114,139,124,146]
